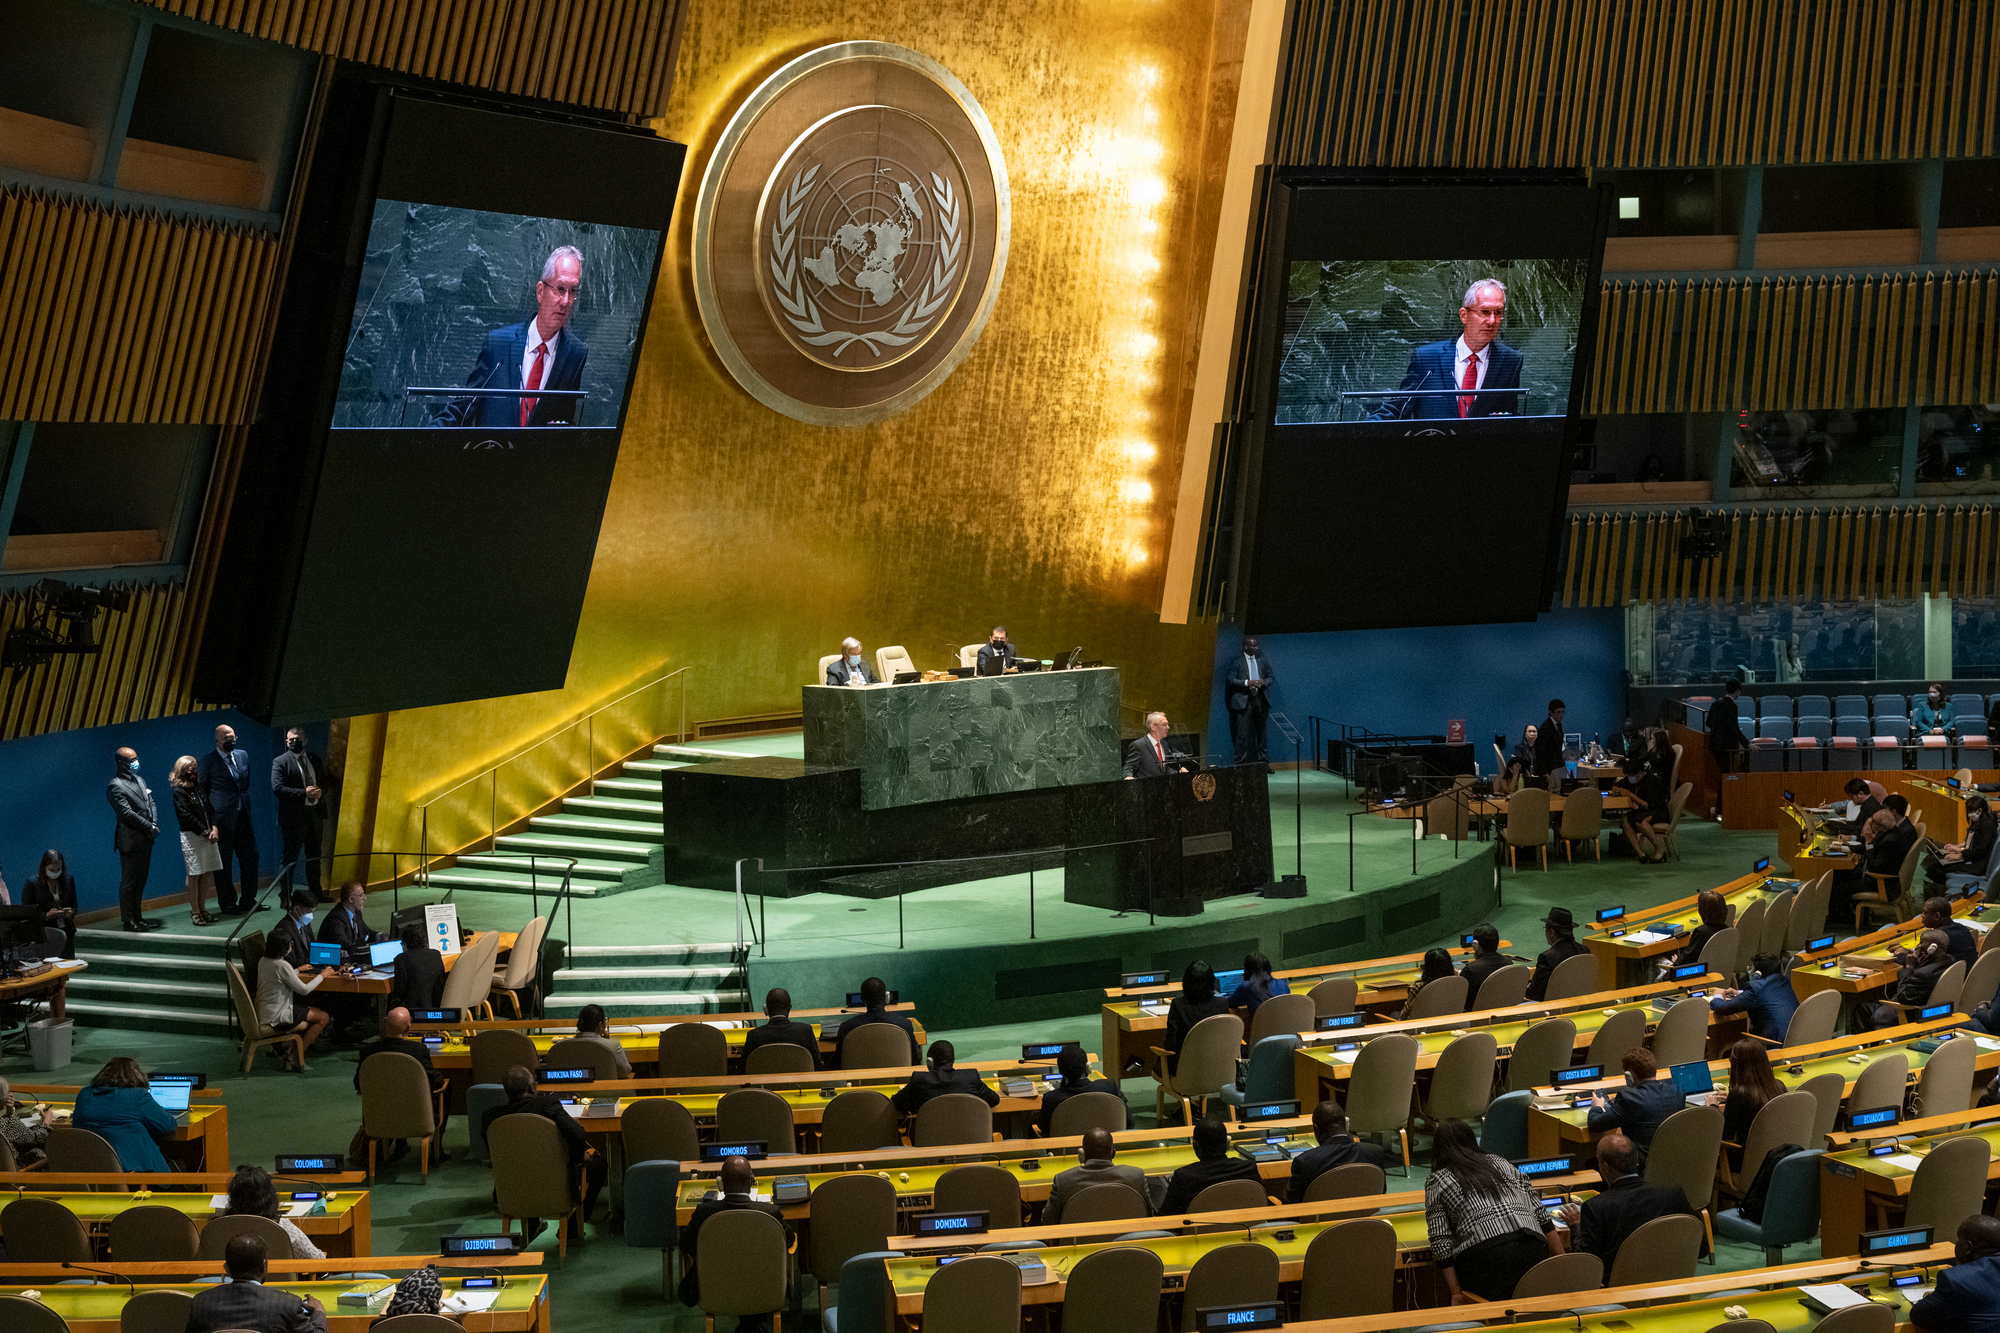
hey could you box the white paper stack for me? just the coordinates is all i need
[1883,1153,1927,1171]
[441,1290,501,1314]
[1626,930,1671,945]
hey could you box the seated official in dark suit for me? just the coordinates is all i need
[1525,907,1588,1002]
[975,625,1015,676]
[1562,1132,1692,1273]
[1458,924,1510,1011]
[318,881,384,960]
[354,1008,449,1163]
[1831,800,1919,923]
[891,1040,999,1116]
[1124,710,1192,779]
[1287,1100,1391,1203]
[1043,1128,1150,1223]
[1709,954,1801,1043]
[1371,279,1523,420]
[678,1155,789,1325]
[1584,1048,1683,1164]
[436,247,589,428]
[1912,1214,2000,1333]
[742,987,821,1070]
[1158,1116,1266,1215]
[825,637,878,687]
[387,926,445,1012]
[271,890,319,969]
[833,976,920,1067]
[483,1065,606,1242]
[1036,1045,1130,1135]
[185,1233,325,1333]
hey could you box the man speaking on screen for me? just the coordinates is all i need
[1372,278,1522,421]
[436,246,590,428]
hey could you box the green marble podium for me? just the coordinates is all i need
[802,667,1123,811]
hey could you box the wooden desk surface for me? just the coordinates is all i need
[35,1101,228,1173]
[428,1015,929,1067]
[1820,1111,2000,1255]
[1788,901,1990,999]
[0,1275,548,1333]
[0,1189,369,1256]
[0,960,86,999]
[411,1001,920,1031]
[305,931,514,994]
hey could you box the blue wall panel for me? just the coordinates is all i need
[1204,610,1627,770]
[0,710,313,915]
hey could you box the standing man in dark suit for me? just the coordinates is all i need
[1706,679,1750,774]
[678,1156,788,1324]
[185,1233,324,1333]
[1226,635,1276,768]
[1373,279,1524,420]
[106,747,163,933]
[890,1040,1000,1117]
[436,247,589,428]
[197,723,262,916]
[1561,1132,1692,1273]
[975,625,1015,676]
[1287,1100,1391,1202]
[1124,711,1192,779]
[742,988,821,1070]
[272,727,327,897]
[1533,699,1567,776]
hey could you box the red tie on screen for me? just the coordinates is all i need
[521,342,548,427]
[1458,350,1479,417]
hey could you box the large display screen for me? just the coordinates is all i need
[1236,175,1609,635]
[196,80,685,721]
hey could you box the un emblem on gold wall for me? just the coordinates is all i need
[693,43,1010,426]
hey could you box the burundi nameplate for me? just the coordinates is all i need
[693,42,1011,425]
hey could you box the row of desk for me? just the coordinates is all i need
[0,1171,371,1257]
[12,1082,229,1174]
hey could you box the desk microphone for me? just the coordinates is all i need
[62,1261,136,1296]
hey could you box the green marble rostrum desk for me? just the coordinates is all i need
[803,668,1123,810]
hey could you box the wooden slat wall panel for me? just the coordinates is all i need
[1582,271,2000,415]
[1276,0,2000,168]
[141,0,683,118]
[0,582,212,741]
[0,190,278,424]
[1557,502,2000,607]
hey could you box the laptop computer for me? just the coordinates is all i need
[369,939,405,968]
[1670,1059,1715,1106]
[893,671,922,684]
[308,942,343,967]
[150,1081,193,1125]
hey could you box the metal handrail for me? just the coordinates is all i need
[417,664,690,883]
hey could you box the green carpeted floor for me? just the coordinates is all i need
[5,793,1793,1327]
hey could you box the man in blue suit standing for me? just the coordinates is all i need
[196,723,261,916]
[436,246,589,428]
[1373,278,1524,420]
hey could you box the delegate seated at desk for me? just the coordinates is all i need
[976,625,1016,677]
[1125,711,1194,779]
[826,637,877,686]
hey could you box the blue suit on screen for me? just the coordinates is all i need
[435,319,588,428]
[1374,338,1525,420]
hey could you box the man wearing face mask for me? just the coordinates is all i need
[975,625,1015,677]
[106,748,164,932]
[271,728,328,898]
[197,723,262,916]
[825,637,877,687]
[271,889,320,969]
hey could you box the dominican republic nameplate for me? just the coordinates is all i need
[692,42,1010,426]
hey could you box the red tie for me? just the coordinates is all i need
[1153,739,1164,764]
[521,341,548,427]
[1458,350,1479,418]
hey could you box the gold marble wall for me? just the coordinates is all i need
[340,0,1249,864]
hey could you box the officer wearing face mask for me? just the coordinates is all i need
[197,723,262,916]
[975,625,1015,677]
[106,747,164,933]
[825,637,877,687]
[271,728,329,898]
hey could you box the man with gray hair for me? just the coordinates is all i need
[826,637,877,686]
[1124,709,1190,779]
[438,244,590,428]
[1372,276,1523,420]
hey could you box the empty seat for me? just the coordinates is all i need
[1952,693,1987,724]
[1796,717,1831,743]
[1834,693,1869,718]
[1759,697,1792,721]
[1792,719,1828,772]
[1833,714,1869,741]
[1757,718,1793,741]
[1797,695,1832,719]
[1918,735,1949,770]
[1873,693,1907,718]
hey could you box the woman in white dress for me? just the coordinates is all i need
[169,755,220,926]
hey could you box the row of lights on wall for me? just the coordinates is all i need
[1111,63,1165,569]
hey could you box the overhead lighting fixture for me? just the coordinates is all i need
[1618,197,1641,219]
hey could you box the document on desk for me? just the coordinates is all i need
[441,1291,502,1314]
[1624,930,1671,945]
[1799,1283,1871,1312]
[1138,1003,1170,1017]
[1883,1153,1928,1172]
